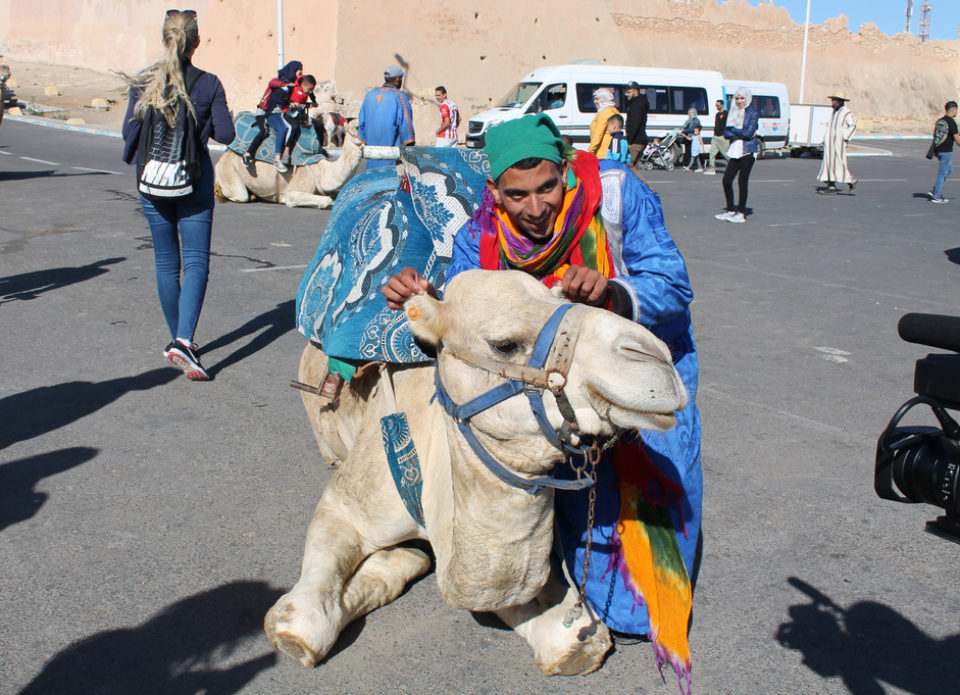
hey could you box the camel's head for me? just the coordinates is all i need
[405,269,687,609]
[407,269,686,451]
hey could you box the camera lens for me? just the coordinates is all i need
[891,434,960,513]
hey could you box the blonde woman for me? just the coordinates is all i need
[122,10,234,380]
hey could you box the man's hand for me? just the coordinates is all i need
[560,265,609,307]
[381,266,437,310]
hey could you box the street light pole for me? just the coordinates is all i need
[277,0,285,69]
[799,0,811,103]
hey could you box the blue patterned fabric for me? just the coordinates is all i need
[381,412,425,526]
[296,147,490,362]
[226,111,327,166]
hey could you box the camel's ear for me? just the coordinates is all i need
[404,294,445,346]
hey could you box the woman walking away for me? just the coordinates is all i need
[122,9,234,380]
[715,87,758,224]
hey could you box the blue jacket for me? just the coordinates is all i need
[121,63,234,164]
[724,105,760,155]
[446,159,702,635]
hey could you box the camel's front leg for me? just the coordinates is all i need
[265,500,430,667]
[265,501,365,667]
[494,566,612,676]
[279,190,335,208]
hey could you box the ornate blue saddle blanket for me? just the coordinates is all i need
[227,110,328,167]
[295,147,490,363]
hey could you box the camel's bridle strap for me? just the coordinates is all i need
[432,303,596,494]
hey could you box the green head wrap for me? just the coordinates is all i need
[485,114,564,180]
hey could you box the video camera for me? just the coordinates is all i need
[875,313,960,543]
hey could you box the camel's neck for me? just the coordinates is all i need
[434,419,556,611]
[393,367,556,611]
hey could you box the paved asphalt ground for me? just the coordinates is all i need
[1,119,958,695]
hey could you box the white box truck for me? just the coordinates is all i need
[788,103,834,157]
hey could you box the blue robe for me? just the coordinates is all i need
[358,85,416,170]
[445,159,702,635]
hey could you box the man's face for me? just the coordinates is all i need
[830,98,842,109]
[716,100,723,111]
[435,90,445,104]
[487,160,567,241]
[626,88,638,99]
[949,106,959,118]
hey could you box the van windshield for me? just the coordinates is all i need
[496,82,542,108]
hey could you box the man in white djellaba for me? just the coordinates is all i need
[817,90,857,194]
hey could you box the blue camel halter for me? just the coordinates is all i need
[432,302,597,494]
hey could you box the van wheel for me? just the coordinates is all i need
[790,148,803,158]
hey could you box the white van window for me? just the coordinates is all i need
[527,83,567,113]
[575,83,623,113]
[637,86,707,115]
[726,94,781,119]
[497,82,542,108]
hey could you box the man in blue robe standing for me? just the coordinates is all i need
[358,65,416,170]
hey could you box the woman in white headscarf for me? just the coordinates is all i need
[588,87,619,157]
[715,87,759,224]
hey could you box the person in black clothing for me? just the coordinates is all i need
[704,99,728,175]
[929,100,960,203]
[624,81,649,173]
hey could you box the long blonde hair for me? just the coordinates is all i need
[132,10,199,126]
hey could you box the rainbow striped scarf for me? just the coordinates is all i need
[611,439,693,694]
[476,150,613,284]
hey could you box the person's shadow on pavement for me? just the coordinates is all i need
[0,257,124,303]
[776,576,960,695]
[0,447,98,532]
[17,580,282,695]
[202,300,296,377]
[0,368,180,451]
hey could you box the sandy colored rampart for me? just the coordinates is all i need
[1,0,957,136]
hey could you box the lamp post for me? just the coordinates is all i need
[277,0,285,69]
[799,0,811,103]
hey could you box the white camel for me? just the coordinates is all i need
[214,131,364,209]
[266,270,688,676]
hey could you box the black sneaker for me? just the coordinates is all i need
[166,341,210,381]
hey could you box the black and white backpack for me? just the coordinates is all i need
[135,70,204,201]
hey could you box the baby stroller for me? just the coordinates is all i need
[636,128,682,171]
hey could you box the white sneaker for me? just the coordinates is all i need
[714,210,735,221]
[275,159,288,173]
[728,212,746,223]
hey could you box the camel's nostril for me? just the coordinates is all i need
[615,337,670,364]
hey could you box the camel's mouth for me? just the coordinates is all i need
[586,382,684,432]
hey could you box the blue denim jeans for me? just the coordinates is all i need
[267,112,290,156]
[139,157,215,343]
[934,151,953,197]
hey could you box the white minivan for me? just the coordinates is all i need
[723,79,791,157]
[465,62,726,155]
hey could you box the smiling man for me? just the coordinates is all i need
[382,113,702,686]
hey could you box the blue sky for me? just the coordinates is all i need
[745,1,960,40]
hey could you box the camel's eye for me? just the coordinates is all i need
[489,339,521,356]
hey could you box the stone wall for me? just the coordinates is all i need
[1,0,957,136]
